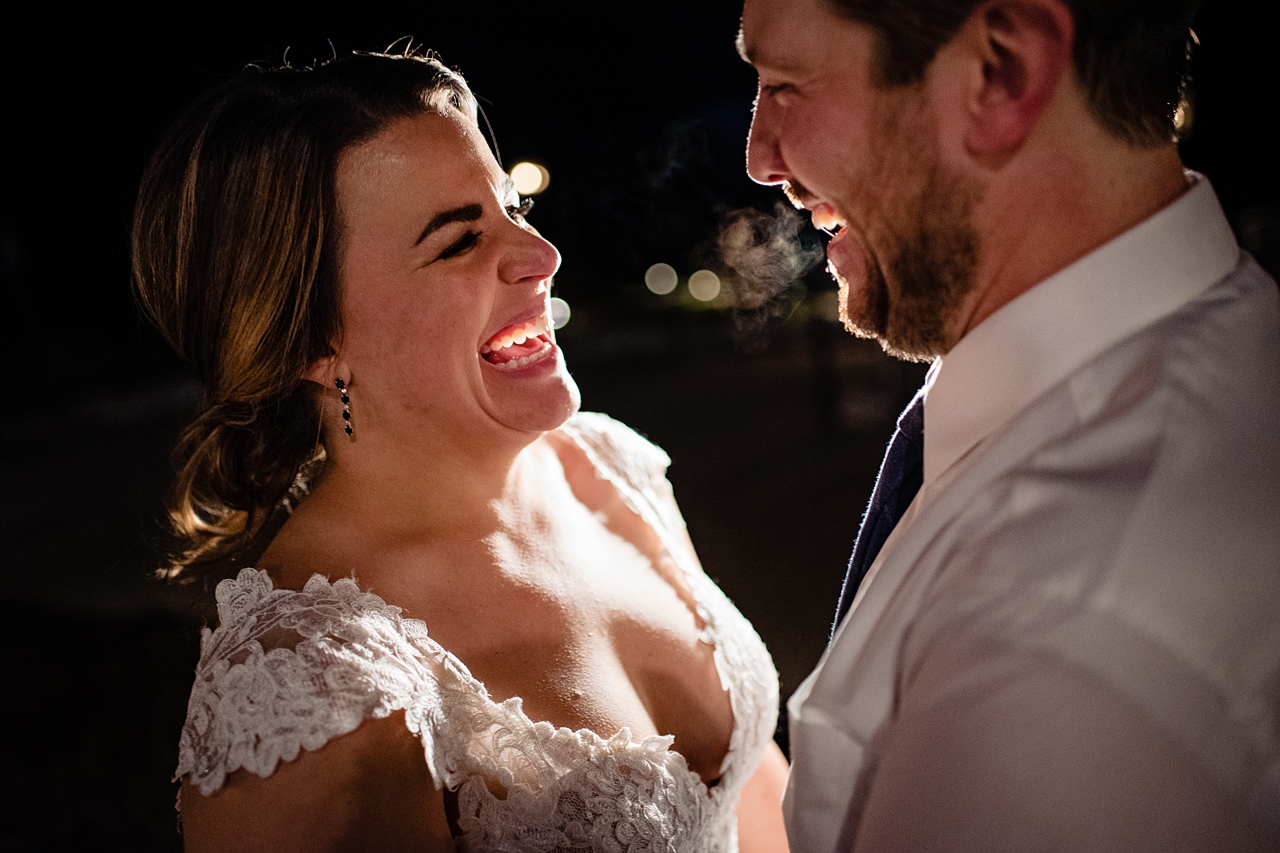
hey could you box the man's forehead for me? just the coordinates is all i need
[737,0,841,71]
[735,27,807,73]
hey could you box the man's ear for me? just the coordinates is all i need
[961,0,1075,160]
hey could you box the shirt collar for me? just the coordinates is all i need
[923,173,1240,485]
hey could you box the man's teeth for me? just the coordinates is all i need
[480,314,552,357]
[811,207,846,233]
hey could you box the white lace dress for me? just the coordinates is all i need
[175,412,780,852]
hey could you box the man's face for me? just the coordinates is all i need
[741,0,980,359]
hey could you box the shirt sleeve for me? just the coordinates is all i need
[850,632,1278,852]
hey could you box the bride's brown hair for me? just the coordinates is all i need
[132,48,475,580]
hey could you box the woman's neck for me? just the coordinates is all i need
[333,420,549,531]
[260,420,558,586]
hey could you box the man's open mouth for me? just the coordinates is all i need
[810,203,847,234]
[480,314,554,370]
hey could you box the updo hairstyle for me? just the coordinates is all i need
[131,49,476,580]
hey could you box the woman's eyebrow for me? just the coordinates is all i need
[415,203,483,245]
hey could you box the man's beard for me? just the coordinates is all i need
[829,102,981,362]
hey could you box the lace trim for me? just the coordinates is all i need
[175,569,448,795]
[561,414,777,783]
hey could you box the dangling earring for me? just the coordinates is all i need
[335,378,353,437]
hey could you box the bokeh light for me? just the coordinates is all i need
[550,296,571,330]
[644,262,679,295]
[687,269,721,302]
[1174,98,1194,138]
[511,161,550,195]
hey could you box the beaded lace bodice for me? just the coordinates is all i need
[175,412,779,852]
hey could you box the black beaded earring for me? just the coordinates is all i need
[335,378,353,437]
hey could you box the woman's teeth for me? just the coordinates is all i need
[480,314,554,369]
[811,205,846,233]
[481,314,550,353]
[489,347,551,369]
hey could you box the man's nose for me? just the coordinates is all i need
[746,90,787,186]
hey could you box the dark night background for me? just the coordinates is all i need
[2,1,1277,848]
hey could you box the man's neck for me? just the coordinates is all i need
[955,105,1190,342]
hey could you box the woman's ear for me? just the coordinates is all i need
[960,0,1075,160]
[303,349,345,388]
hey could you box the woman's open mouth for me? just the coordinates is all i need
[480,314,555,370]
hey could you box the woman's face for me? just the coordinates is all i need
[331,110,579,447]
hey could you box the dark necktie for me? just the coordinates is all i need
[833,387,926,635]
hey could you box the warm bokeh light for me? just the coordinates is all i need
[644,263,679,295]
[688,269,721,302]
[511,161,550,195]
[550,296,571,329]
[1174,98,1194,138]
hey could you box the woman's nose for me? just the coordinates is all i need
[499,224,561,286]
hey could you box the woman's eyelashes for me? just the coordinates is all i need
[507,197,534,221]
[437,230,479,260]
[434,198,533,262]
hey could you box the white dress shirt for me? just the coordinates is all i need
[784,176,1280,852]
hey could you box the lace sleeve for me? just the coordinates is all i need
[175,568,446,796]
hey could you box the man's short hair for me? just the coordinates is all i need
[825,0,1200,147]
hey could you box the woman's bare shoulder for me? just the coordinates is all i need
[180,711,453,853]
[255,504,365,591]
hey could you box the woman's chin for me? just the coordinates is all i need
[481,350,581,436]
[520,375,581,434]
